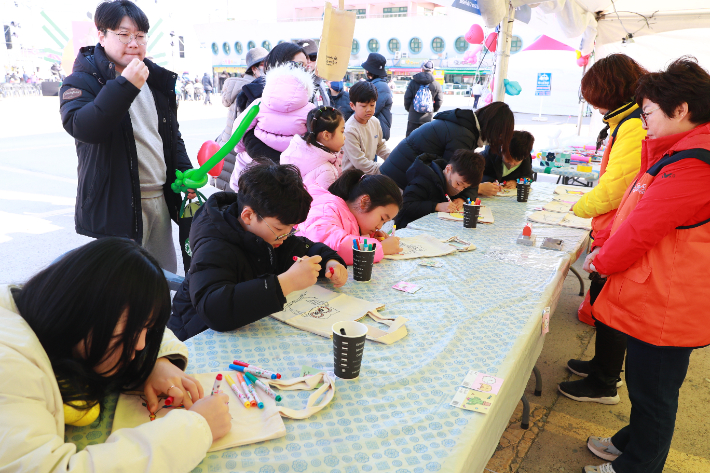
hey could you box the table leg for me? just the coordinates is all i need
[521,394,530,430]
[533,172,537,182]
[533,366,542,396]
[570,266,585,296]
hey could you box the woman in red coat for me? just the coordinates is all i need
[581,57,710,473]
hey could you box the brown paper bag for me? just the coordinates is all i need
[315,0,356,81]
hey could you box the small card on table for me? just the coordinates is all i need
[450,387,497,413]
[461,370,505,395]
[393,281,421,294]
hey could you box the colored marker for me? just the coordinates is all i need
[293,256,302,262]
[245,372,282,402]
[475,198,481,205]
[230,363,279,379]
[364,238,367,249]
[392,225,396,236]
[232,361,282,379]
[164,396,174,406]
[235,372,256,407]
[445,194,452,202]
[467,198,471,204]
[329,267,335,275]
[243,374,264,409]
[225,374,250,408]
[211,373,223,395]
[372,242,377,252]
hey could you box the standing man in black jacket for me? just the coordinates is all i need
[201,72,213,105]
[59,1,192,273]
[403,61,443,137]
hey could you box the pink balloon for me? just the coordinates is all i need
[468,54,478,64]
[485,33,498,53]
[463,50,473,61]
[471,44,483,54]
[465,24,484,44]
[576,55,590,67]
[484,92,493,105]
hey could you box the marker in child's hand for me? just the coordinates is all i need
[329,267,335,275]
[164,396,174,406]
[211,373,223,395]
[293,256,302,262]
[445,194,452,202]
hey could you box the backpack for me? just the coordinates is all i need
[413,83,434,113]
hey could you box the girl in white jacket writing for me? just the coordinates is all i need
[0,238,231,473]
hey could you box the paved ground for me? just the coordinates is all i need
[1,95,707,472]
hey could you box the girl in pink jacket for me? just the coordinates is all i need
[281,107,345,191]
[298,170,403,266]
[230,64,315,191]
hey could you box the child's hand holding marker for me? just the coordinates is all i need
[278,255,322,296]
[142,357,204,411]
[436,201,460,213]
[188,391,232,441]
[372,229,388,242]
[381,235,401,255]
[325,260,348,287]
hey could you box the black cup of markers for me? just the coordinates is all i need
[517,183,531,202]
[463,204,480,228]
[332,321,368,379]
[352,248,375,282]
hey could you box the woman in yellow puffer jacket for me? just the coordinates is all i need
[573,54,648,326]
[558,54,649,408]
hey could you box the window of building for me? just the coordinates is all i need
[510,35,523,54]
[247,40,255,50]
[352,39,360,54]
[211,42,218,55]
[388,38,400,54]
[347,8,366,18]
[222,42,231,55]
[262,40,271,51]
[368,38,380,53]
[454,36,469,53]
[431,37,445,53]
[409,37,422,54]
[178,36,185,58]
[277,40,285,45]
[235,41,243,55]
[383,7,408,17]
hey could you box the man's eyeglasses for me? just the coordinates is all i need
[308,54,318,62]
[640,107,660,127]
[257,214,297,241]
[107,30,149,46]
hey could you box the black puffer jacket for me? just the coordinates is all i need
[403,72,443,124]
[381,109,480,189]
[236,75,266,113]
[59,45,191,243]
[395,154,461,228]
[480,146,534,183]
[329,90,354,122]
[169,192,346,341]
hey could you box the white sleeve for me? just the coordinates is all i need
[158,328,188,370]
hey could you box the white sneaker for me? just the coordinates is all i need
[583,463,617,473]
[588,436,623,461]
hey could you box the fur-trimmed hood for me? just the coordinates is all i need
[262,64,315,114]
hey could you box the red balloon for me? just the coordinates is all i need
[465,24,484,44]
[485,33,498,53]
[197,140,224,177]
[576,55,590,67]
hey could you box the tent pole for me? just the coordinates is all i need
[576,60,589,135]
[492,1,514,103]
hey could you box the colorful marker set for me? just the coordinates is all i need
[353,238,377,252]
[517,178,532,185]
[466,198,482,205]
[229,360,281,379]
[223,372,281,409]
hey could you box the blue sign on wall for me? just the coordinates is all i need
[452,0,481,16]
[535,73,551,96]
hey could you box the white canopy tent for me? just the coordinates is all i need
[435,0,710,103]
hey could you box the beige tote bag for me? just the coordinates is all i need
[315,0,356,81]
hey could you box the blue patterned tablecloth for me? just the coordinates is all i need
[66,183,589,473]
[532,164,599,181]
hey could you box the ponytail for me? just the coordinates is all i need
[328,169,402,211]
[302,106,344,147]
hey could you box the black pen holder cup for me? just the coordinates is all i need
[352,248,375,282]
[332,321,368,379]
[517,183,531,202]
[463,204,480,228]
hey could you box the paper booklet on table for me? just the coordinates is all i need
[496,188,517,197]
[543,200,574,213]
[383,234,458,260]
[112,371,335,451]
[437,205,494,224]
[270,285,407,344]
[552,193,583,204]
[554,185,592,196]
[528,210,592,230]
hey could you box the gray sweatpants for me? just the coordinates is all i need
[141,193,177,273]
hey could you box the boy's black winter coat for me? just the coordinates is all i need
[169,192,346,341]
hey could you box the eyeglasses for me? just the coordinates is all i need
[107,30,149,46]
[257,214,297,241]
[308,54,318,62]
[640,107,660,127]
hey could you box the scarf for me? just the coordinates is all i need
[596,101,636,151]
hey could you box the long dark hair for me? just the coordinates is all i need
[12,238,171,417]
[475,102,515,156]
[265,43,307,71]
[302,106,343,148]
[328,169,402,211]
